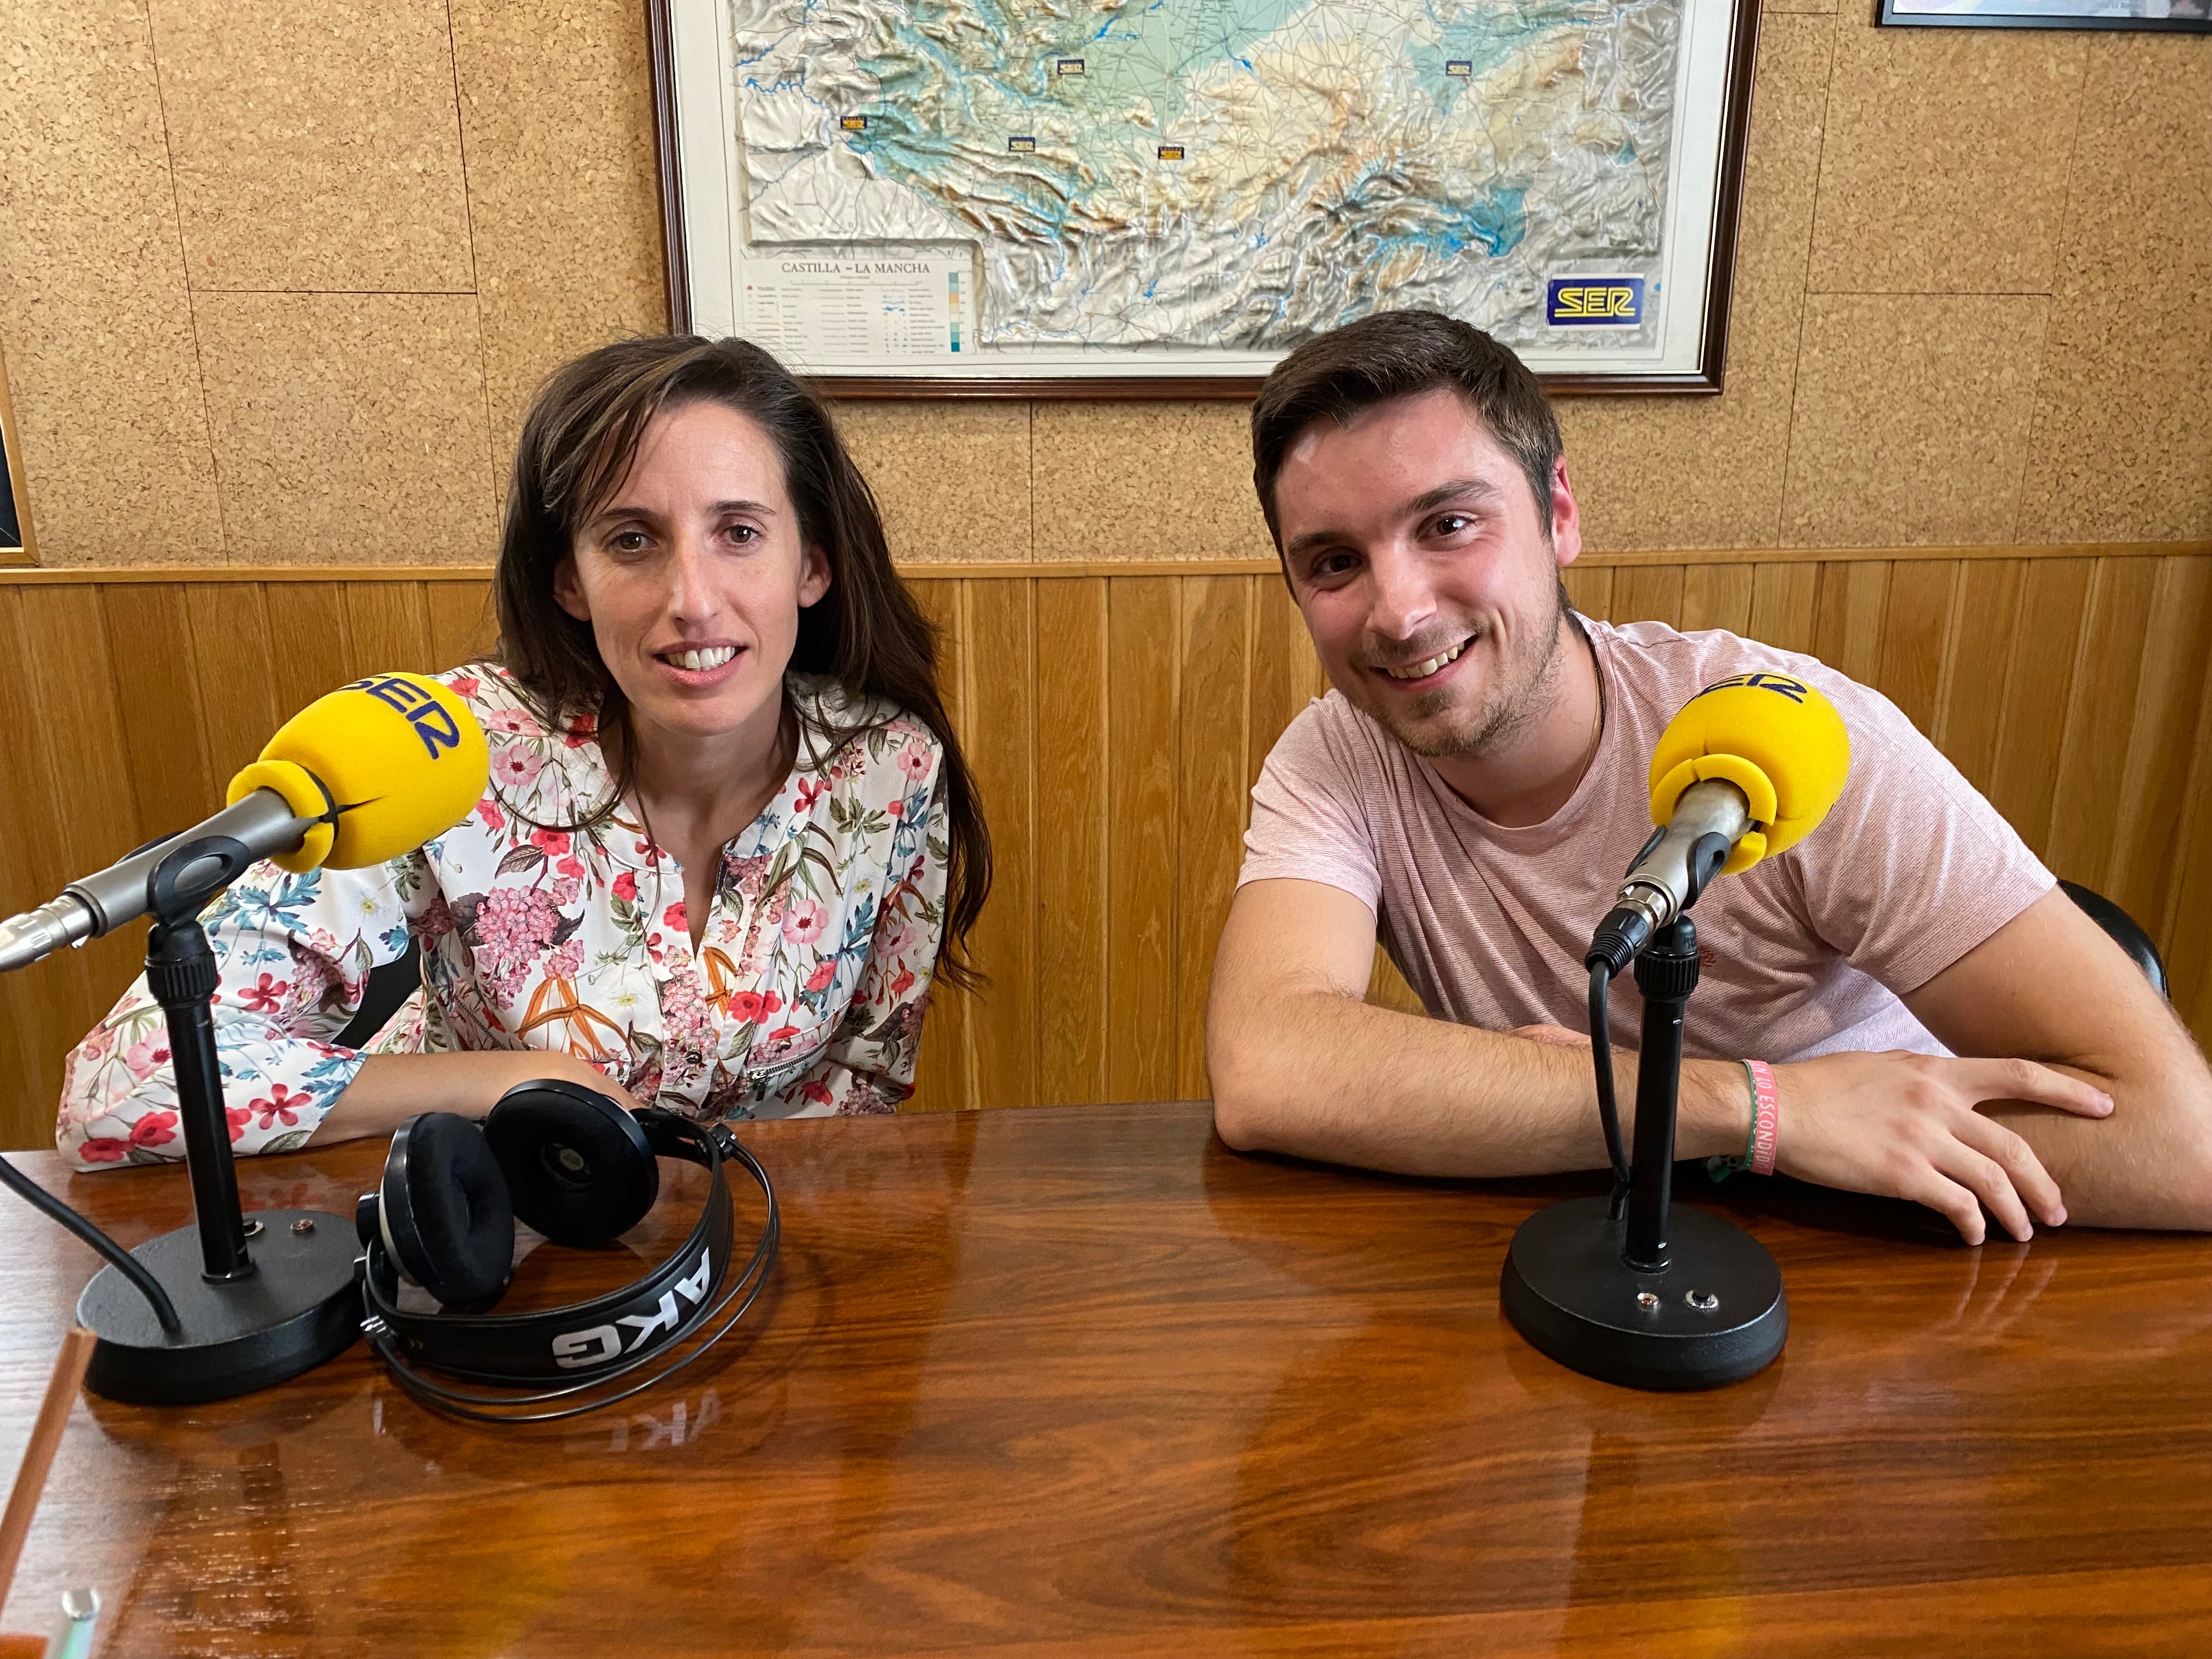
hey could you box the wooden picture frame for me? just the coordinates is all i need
[0,338,33,563]
[648,0,1763,397]
[1877,0,2209,31]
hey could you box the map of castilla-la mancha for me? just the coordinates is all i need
[731,0,1680,353]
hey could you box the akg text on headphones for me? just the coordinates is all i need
[355,1078,780,1423]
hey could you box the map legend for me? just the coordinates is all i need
[738,252,975,368]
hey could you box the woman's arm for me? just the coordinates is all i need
[311,1049,648,1146]
[57,859,416,1168]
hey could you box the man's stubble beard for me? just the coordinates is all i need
[1363,585,1570,763]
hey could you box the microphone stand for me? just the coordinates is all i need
[71,836,363,1404]
[1499,917,1788,1390]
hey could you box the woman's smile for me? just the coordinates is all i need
[650,640,748,690]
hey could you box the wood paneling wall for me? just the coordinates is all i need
[4,547,2211,1150]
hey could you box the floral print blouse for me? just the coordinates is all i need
[57,663,950,1170]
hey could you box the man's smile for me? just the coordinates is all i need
[1379,636,1473,681]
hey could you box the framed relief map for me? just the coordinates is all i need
[0,339,30,560]
[1881,0,2207,26]
[650,0,1759,394]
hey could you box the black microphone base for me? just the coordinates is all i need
[1501,1196,1786,1391]
[76,1210,362,1405]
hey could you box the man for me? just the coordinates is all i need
[1206,310,2212,1243]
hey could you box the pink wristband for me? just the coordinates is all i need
[1744,1059,1779,1176]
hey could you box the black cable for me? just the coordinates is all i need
[0,1155,183,1333]
[367,1141,780,1424]
[1589,962,1631,1220]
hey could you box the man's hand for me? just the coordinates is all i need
[1903,887,2212,1233]
[1519,1022,2113,1243]
[1771,1051,2112,1245]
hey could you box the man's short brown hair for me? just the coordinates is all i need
[1250,309,1563,550]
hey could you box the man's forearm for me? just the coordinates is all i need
[1897,887,2212,1232]
[1989,1046,2212,1230]
[1208,986,1753,1178]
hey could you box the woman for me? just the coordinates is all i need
[57,337,989,1167]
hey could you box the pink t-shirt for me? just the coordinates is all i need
[1239,619,2055,1060]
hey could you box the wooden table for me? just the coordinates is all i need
[2,1100,2209,1656]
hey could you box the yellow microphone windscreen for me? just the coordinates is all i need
[1647,672,1850,875]
[227,674,490,872]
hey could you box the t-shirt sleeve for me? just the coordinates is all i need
[1238,699,1383,914]
[1785,673,2055,997]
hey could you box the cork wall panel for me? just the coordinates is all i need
[4,0,2209,569]
[450,0,671,462]
[1781,294,2050,548]
[148,0,475,294]
[2016,37,2212,546]
[195,294,500,564]
[1807,8,2086,297]
[0,0,223,567]
[1559,14,1832,552]
[834,403,1034,562]
[1031,403,1272,562]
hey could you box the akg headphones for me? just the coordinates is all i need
[354,1078,780,1423]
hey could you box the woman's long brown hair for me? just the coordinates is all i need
[492,335,991,990]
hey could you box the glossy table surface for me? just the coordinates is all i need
[3,1099,2210,1657]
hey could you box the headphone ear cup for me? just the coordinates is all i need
[380,1113,516,1308]
[482,1079,659,1248]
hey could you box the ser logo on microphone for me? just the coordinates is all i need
[1696,671,1808,704]
[348,675,467,759]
